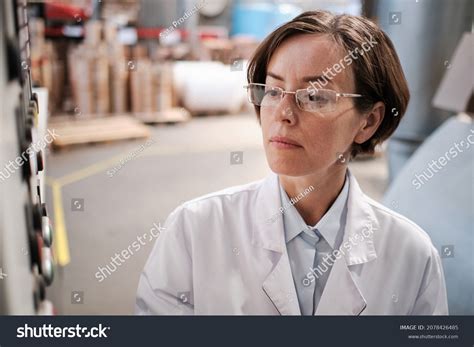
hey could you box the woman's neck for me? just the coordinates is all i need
[279,166,347,226]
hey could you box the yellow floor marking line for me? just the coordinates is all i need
[57,152,135,186]
[45,142,262,266]
[51,181,70,266]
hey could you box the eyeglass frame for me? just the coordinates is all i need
[243,82,363,113]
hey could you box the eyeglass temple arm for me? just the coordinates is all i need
[309,88,363,98]
[308,82,362,98]
[243,85,296,95]
[337,93,363,98]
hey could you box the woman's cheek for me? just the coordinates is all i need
[260,114,272,138]
[304,126,342,163]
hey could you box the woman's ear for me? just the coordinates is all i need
[354,101,385,144]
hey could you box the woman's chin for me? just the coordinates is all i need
[267,160,308,177]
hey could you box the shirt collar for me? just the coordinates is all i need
[279,172,350,249]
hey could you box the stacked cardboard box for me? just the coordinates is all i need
[231,36,260,60]
[43,42,65,112]
[28,16,183,118]
[68,21,110,114]
[155,63,174,112]
[108,43,128,113]
[68,43,110,114]
[29,19,66,112]
[199,37,260,65]
[130,58,153,113]
[130,59,174,114]
[200,38,234,64]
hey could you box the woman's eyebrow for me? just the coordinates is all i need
[303,75,330,83]
[267,72,331,84]
[267,72,284,81]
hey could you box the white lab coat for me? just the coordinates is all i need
[135,171,448,315]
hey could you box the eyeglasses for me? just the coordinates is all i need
[244,83,363,114]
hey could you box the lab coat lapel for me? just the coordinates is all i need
[262,253,302,315]
[315,171,379,315]
[314,256,367,315]
[253,173,301,315]
[253,171,378,315]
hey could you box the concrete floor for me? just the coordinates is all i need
[45,113,388,314]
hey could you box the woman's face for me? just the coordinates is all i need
[261,34,366,177]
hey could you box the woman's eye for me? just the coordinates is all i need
[265,89,279,97]
[310,94,329,103]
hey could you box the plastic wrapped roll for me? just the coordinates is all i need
[173,61,247,115]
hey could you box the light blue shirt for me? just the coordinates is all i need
[279,174,349,315]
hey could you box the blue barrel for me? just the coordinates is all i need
[231,2,302,40]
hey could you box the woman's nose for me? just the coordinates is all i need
[274,93,297,125]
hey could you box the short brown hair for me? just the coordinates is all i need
[247,10,410,158]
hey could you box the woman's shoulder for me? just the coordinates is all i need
[181,178,266,212]
[364,194,439,257]
[181,178,265,208]
[157,178,269,245]
[164,177,267,228]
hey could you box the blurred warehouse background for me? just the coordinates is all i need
[0,0,472,316]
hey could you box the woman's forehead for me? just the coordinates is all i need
[267,34,352,87]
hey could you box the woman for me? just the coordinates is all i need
[136,10,448,315]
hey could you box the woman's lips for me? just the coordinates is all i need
[269,136,303,149]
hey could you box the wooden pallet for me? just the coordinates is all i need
[49,114,151,149]
[133,107,191,124]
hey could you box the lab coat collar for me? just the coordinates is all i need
[253,170,379,315]
[278,181,310,244]
[279,173,350,249]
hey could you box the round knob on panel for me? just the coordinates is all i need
[34,275,46,301]
[36,234,44,274]
[41,247,54,286]
[42,217,53,247]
